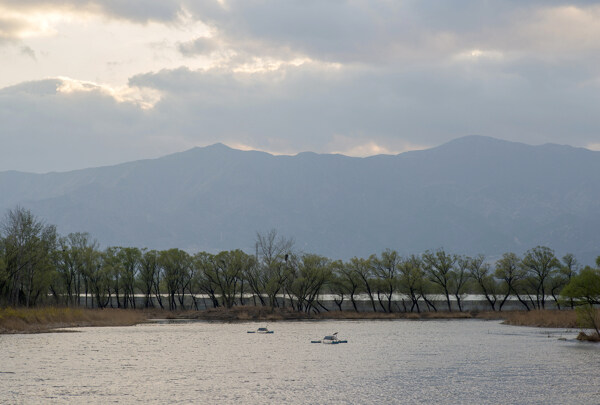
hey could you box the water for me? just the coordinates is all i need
[1,320,599,404]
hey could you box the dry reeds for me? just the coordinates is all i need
[0,307,148,334]
[501,309,578,328]
[1,306,589,334]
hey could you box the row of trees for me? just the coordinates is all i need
[1,207,599,313]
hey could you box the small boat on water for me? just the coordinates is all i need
[311,332,347,344]
[247,327,274,334]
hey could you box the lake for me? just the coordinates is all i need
[1,320,599,404]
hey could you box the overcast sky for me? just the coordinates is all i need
[1,0,599,173]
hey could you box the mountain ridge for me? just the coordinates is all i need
[1,136,599,264]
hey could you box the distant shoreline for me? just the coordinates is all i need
[0,306,585,334]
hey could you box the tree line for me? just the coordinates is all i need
[1,207,599,313]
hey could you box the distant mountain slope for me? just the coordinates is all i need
[1,136,599,264]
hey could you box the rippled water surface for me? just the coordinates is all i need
[1,319,599,404]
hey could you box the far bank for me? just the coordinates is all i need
[2,306,597,337]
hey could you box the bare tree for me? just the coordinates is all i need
[495,252,529,311]
[208,250,248,309]
[422,249,457,312]
[450,256,470,312]
[255,229,294,268]
[560,253,580,309]
[242,255,267,306]
[158,249,191,310]
[334,260,361,312]
[372,249,400,313]
[521,246,560,309]
[194,252,220,308]
[397,255,426,313]
[139,249,159,308]
[468,255,500,311]
[87,248,110,309]
[287,254,331,313]
[118,247,141,309]
[255,230,294,308]
[350,256,377,312]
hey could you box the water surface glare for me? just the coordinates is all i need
[1,320,599,404]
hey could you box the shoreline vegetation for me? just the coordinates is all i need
[1,208,599,341]
[2,306,598,341]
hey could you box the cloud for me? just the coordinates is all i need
[128,57,600,156]
[0,16,22,41]
[19,45,35,60]
[55,77,160,109]
[0,78,168,172]
[587,143,600,151]
[3,31,600,172]
[0,0,185,27]
[327,135,430,157]
[0,5,211,90]
[0,8,61,41]
[3,1,600,59]
[178,36,219,56]
[0,0,187,49]
[180,1,600,66]
[512,5,600,54]
[452,49,504,62]
[2,1,600,173]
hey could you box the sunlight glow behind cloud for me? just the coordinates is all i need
[453,49,504,62]
[1,1,600,172]
[0,6,77,39]
[327,135,430,157]
[586,143,600,152]
[55,77,161,110]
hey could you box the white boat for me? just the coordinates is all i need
[247,326,274,334]
[311,332,347,344]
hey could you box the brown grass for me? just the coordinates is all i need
[577,332,600,342]
[501,309,578,328]
[185,307,584,330]
[0,307,149,334]
[0,306,586,334]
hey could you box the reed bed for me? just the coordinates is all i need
[501,309,579,328]
[0,307,148,334]
[0,306,589,334]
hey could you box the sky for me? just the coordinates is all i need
[1,0,600,173]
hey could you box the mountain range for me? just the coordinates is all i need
[1,135,599,264]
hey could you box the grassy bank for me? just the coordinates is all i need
[0,307,149,334]
[501,309,579,328]
[0,306,594,335]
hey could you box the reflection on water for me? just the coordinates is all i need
[1,320,599,404]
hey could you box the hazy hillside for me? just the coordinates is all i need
[1,135,599,264]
